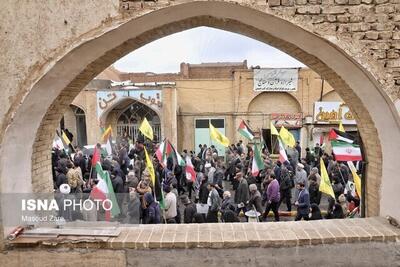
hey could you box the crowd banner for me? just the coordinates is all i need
[253,68,298,92]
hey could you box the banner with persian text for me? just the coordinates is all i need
[253,68,298,92]
[96,89,162,121]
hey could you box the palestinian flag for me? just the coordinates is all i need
[278,138,288,163]
[91,145,101,167]
[90,162,121,220]
[251,144,265,176]
[331,141,362,161]
[328,129,354,144]
[185,155,196,182]
[169,141,186,167]
[155,139,173,167]
[238,120,255,140]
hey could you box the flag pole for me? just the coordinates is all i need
[87,165,93,189]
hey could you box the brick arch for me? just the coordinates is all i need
[247,92,302,114]
[1,1,399,226]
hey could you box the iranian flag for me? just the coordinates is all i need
[185,156,196,182]
[328,129,354,144]
[331,141,362,161]
[238,120,255,140]
[90,162,121,220]
[155,139,172,167]
[278,138,288,163]
[251,144,265,176]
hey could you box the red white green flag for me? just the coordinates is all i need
[91,145,101,167]
[185,155,196,182]
[90,162,121,220]
[155,139,172,167]
[331,140,362,161]
[238,120,255,140]
[278,137,288,163]
[251,144,265,176]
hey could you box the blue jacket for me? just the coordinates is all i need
[297,189,310,215]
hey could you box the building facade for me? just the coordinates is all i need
[62,61,356,156]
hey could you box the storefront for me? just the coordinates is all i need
[312,101,358,149]
[262,113,303,154]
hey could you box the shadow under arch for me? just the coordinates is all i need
[0,1,399,225]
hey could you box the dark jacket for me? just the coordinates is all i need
[279,170,292,191]
[208,189,221,212]
[234,178,249,204]
[309,203,322,220]
[221,197,236,214]
[143,193,161,224]
[297,189,310,215]
[112,175,125,194]
[183,203,197,223]
[248,191,263,214]
[309,182,321,205]
[199,182,209,204]
[56,173,68,189]
[127,195,141,224]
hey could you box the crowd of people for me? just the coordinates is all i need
[51,133,361,224]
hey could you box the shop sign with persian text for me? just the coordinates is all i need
[271,113,303,128]
[253,68,298,92]
[313,102,356,125]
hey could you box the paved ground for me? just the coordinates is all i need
[176,179,330,223]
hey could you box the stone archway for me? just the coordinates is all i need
[1,1,400,230]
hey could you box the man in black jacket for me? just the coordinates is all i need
[180,195,197,223]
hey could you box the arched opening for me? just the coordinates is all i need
[73,106,88,148]
[1,1,400,231]
[247,92,303,154]
[110,99,162,143]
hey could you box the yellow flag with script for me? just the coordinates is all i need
[347,161,362,197]
[144,147,155,187]
[279,126,296,148]
[319,158,335,199]
[270,122,279,136]
[139,117,154,140]
[209,123,229,147]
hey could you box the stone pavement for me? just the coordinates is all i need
[8,217,400,250]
